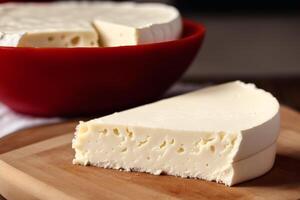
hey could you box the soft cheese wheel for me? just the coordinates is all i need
[0,3,98,47]
[0,2,182,47]
[72,81,280,186]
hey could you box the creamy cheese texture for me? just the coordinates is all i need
[0,2,182,47]
[72,81,280,186]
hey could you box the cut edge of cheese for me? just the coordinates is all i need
[0,28,99,48]
[72,122,276,186]
[93,16,182,47]
[93,2,182,47]
[17,31,99,48]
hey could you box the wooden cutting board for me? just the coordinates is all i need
[0,106,299,200]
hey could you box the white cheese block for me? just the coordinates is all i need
[72,81,280,186]
[0,2,181,47]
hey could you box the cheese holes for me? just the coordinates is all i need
[138,138,148,147]
[231,136,237,145]
[113,128,120,136]
[159,141,167,149]
[126,128,133,138]
[71,36,80,46]
[48,36,54,42]
[169,139,175,144]
[202,138,214,145]
[210,145,215,153]
[177,144,185,153]
[98,128,108,135]
[219,132,225,141]
[177,147,184,153]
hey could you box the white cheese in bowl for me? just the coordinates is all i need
[0,2,182,47]
[72,81,280,186]
[0,2,99,47]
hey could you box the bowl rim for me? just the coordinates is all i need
[0,19,205,51]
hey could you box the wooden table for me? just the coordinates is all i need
[0,106,299,199]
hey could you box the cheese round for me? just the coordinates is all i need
[0,2,182,48]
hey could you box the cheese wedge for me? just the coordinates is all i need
[72,81,280,186]
[0,2,181,47]
[92,2,181,47]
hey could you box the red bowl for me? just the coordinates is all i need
[0,19,205,117]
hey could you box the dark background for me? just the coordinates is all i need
[168,0,300,110]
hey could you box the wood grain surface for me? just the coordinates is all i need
[0,106,299,200]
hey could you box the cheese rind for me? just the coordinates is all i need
[229,143,276,185]
[72,81,280,186]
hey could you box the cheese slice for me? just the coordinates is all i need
[72,81,280,186]
[0,2,181,47]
